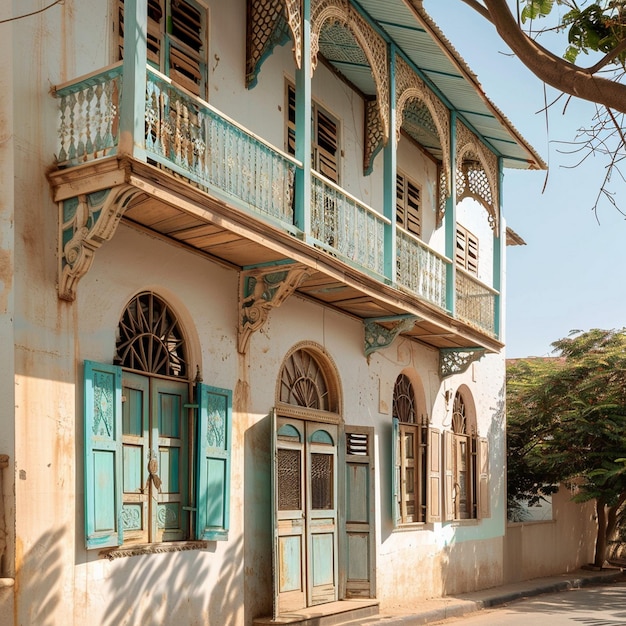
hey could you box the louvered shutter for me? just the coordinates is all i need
[84,361,124,549]
[426,428,441,523]
[392,417,400,526]
[168,0,205,96]
[315,108,339,183]
[477,437,490,519]
[196,383,232,540]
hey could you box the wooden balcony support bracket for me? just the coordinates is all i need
[238,263,311,354]
[364,315,420,357]
[439,347,486,379]
[58,184,142,301]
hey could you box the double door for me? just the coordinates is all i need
[273,416,338,613]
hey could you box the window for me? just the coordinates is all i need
[456,225,479,275]
[443,390,489,521]
[396,172,422,237]
[84,292,231,550]
[392,374,440,525]
[286,83,341,184]
[118,0,208,97]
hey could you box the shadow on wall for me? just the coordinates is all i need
[102,535,243,626]
[244,413,272,623]
[15,527,65,625]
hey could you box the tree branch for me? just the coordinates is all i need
[470,0,626,114]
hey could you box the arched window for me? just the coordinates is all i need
[84,291,233,551]
[279,348,338,413]
[393,374,429,524]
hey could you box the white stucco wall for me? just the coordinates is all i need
[4,0,513,623]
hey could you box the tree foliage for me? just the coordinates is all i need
[421,0,626,213]
[507,328,626,566]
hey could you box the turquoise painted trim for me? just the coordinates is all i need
[383,44,397,282]
[196,383,233,541]
[294,0,312,235]
[242,259,298,271]
[445,112,457,315]
[119,0,147,160]
[84,360,123,549]
[392,416,400,526]
[247,32,291,90]
[493,156,504,339]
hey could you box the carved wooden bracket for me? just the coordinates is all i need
[238,263,311,354]
[59,185,140,301]
[439,347,486,379]
[364,315,419,357]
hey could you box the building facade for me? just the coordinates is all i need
[0,0,546,624]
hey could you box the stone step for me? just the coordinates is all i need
[253,599,379,626]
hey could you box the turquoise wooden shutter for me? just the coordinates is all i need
[477,437,491,519]
[84,360,123,549]
[196,383,232,541]
[392,417,400,526]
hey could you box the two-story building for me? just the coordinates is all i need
[0,0,545,624]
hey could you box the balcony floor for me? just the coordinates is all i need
[49,156,503,353]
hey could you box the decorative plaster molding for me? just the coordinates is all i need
[238,263,311,354]
[59,185,140,301]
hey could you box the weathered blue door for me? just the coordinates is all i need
[273,416,338,615]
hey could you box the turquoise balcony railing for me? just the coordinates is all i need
[396,227,449,310]
[53,65,500,339]
[56,63,123,165]
[311,172,388,278]
[455,269,497,336]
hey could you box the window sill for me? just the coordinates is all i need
[100,540,210,560]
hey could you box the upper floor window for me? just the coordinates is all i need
[118,0,208,97]
[286,83,341,185]
[396,172,422,238]
[456,225,478,275]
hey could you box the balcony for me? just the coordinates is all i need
[50,63,501,357]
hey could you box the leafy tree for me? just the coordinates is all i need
[507,329,626,567]
[420,0,626,212]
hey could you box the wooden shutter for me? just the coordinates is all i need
[456,225,479,275]
[286,83,296,156]
[466,232,479,275]
[168,0,205,96]
[345,426,376,599]
[396,173,421,237]
[443,430,454,521]
[425,428,441,523]
[477,437,490,519]
[196,383,232,540]
[392,417,401,527]
[84,361,124,549]
[315,108,339,183]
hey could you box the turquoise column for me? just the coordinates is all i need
[493,157,504,340]
[294,0,312,235]
[119,0,147,161]
[382,45,397,282]
[445,111,457,315]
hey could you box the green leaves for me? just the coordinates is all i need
[521,0,556,22]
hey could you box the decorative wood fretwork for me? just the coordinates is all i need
[311,0,389,142]
[439,347,486,379]
[59,185,140,301]
[364,315,419,357]
[455,122,499,231]
[239,263,311,354]
[246,0,302,88]
[364,98,385,175]
[395,55,450,207]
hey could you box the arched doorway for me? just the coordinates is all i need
[272,346,341,613]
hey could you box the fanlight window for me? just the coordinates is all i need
[115,291,187,377]
[280,349,331,411]
[393,374,416,424]
[452,392,467,434]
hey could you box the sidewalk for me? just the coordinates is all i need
[350,567,625,625]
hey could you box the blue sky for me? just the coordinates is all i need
[425,2,626,358]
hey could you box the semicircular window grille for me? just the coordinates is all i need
[280,349,330,411]
[393,374,416,424]
[114,291,187,377]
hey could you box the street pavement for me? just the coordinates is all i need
[432,576,626,625]
[348,568,625,625]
